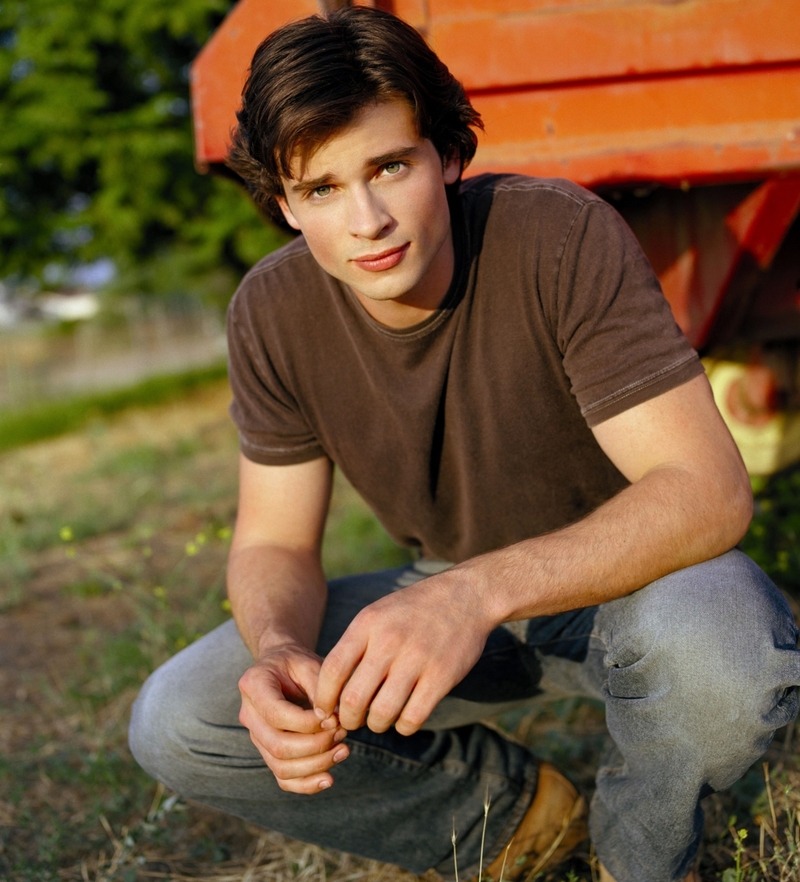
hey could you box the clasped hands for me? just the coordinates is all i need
[237,572,494,793]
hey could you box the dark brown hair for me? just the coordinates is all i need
[227,5,483,227]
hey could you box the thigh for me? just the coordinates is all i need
[133,561,435,741]
[134,561,600,741]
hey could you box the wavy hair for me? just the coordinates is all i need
[227,5,483,227]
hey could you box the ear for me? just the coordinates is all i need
[275,194,302,231]
[442,150,461,186]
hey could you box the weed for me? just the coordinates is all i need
[721,824,748,882]
[0,383,421,880]
[4,385,800,882]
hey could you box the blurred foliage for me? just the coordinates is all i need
[0,0,288,302]
[740,468,800,593]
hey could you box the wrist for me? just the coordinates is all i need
[442,556,509,632]
[253,631,313,663]
[452,546,541,627]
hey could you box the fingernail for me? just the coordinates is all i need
[320,716,336,730]
[318,780,331,790]
[314,707,326,720]
[333,747,348,763]
[333,728,347,743]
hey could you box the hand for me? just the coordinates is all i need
[238,643,350,794]
[314,571,494,736]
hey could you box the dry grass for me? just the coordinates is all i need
[2,379,800,882]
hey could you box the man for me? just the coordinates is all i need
[129,7,800,882]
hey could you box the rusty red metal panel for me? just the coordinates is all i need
[191,0,320,169]
[618,177,800,349]
[726,176,800,270]
[417,0,800,91]
[465,64,800,189]
[192,0,800,187]
[189,0,800,359]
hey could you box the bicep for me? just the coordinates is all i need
[233,453,334,554]
[591,373,749,491]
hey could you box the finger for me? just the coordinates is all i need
[315,635,366,719]
[239,669,323,735]
[365,669,420,733]
[269,740,350,786]
[319,712,339,730]
[283,652,325,708]
[335,656,392,730]
[245,719,346,763]
[394,675,445,736]
[274,769,337,795]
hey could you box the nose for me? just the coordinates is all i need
[347,186,391,239]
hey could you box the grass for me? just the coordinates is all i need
[0,361,228,454]
[2,376,800,881]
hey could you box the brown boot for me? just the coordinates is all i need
[599,864,702,882]
[483,762,588,881]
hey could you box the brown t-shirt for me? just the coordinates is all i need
[228,174,703,563]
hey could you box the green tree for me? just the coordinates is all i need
[0,0,287,299]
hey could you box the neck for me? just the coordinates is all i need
[351,295,439,328]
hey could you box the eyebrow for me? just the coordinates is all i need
[290,144,420,194]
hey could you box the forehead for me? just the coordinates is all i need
[284,99,421,181]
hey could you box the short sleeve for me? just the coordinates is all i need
[226,284,326,465]
[552,199,703,426]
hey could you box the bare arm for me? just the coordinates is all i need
[229,453,350,794]
[229,453,331,657]
[314,374,753,734]
[469,372,753,621]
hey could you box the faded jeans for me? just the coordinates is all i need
[129,550,800,882]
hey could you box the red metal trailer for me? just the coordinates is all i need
[190,0,800,474]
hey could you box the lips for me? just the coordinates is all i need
[351,243,409,272]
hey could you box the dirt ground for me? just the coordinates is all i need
[0,383,238,754]
[2,384,800,881]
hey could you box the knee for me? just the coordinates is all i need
[129,661,197,788]
[599,550,800,735]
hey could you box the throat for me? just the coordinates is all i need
[351,292,439,328]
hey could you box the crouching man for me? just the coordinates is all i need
[129,7,800,881]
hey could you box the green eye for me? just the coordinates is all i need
[313,185,331,198]
[384,162,402,174]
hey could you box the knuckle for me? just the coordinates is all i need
[268,757,290,778]
[238,667,256,693]
[368,699,395,726]
[322,650,348,678]
[268,740,289,760]
[353,607,374,627]
[399,706,427,731]
[275,775,295,792]
[340,689,362,712]
[367,714,391,733]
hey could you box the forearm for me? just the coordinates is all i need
[453,460,752,626]
[227,543,328,660]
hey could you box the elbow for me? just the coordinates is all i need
[722,466,754,549]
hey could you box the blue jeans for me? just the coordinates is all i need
[129,550,800,882]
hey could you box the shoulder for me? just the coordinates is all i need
[237,234,317,294]
[458,173,616,257]
[460,173,604,216]
[228,234,328,329]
